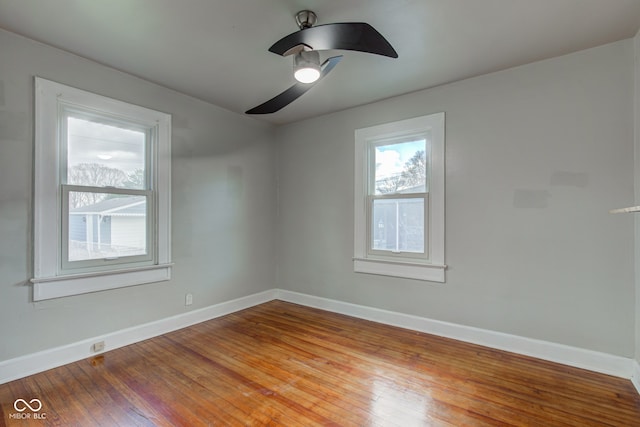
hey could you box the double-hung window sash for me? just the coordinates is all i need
[58,106,155,273]
[366,136,430,261]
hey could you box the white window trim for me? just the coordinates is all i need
[32,77,172,300]
[354,113,445,282]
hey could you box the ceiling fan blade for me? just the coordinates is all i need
[269,23,398,58]
[245,55,342,115]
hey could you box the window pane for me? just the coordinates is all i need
[374,138,428,195]
[68,192,147,261]
[66,116,146,189]
[372,198,425,253]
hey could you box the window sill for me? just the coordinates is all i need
[353,257,446,282]
[31,263,173,301]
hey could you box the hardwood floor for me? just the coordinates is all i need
[1,300,639,426]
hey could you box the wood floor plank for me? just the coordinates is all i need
[1,300,639,426]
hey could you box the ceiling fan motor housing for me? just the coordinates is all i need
[296,10,318,29]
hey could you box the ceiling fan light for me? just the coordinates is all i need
[294,66,320,84]
[293,51,321,83]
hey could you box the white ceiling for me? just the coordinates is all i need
[0,1,639,125]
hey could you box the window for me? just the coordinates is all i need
[33,78,171,300]
[354,113,445,282]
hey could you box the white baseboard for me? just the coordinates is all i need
[0,289,277,385]
[274,289,635,380]
[0,287,636,391]
[632,360,640,394]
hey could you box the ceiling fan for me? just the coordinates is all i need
[245,10,398,115]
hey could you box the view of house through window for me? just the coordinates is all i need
[68,193,147,261]
[371,138,428,255]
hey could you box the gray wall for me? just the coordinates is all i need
[276,40,636,357]
[0,29,277,361]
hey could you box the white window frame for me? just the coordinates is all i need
[354,113,445,282]
[32,77,172,300]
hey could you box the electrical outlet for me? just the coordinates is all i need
[185,293,193,306]
[92,341,105,353]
